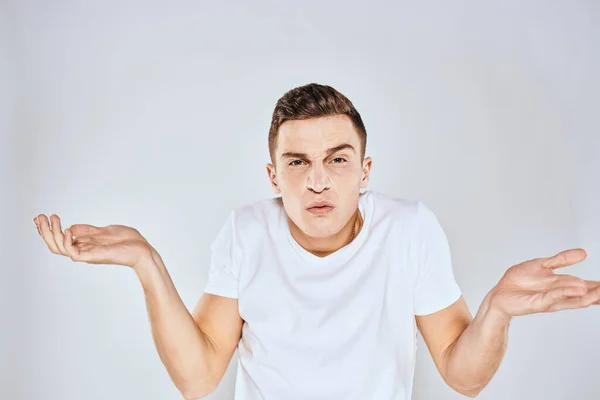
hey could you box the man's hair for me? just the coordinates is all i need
[268,83,367,165]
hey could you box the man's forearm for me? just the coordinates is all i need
[444,290,512,397]
[134,249,217,398]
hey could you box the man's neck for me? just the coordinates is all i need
[288,208,363,258]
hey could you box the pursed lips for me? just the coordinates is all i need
[306,200,334,209]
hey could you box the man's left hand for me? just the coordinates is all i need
[489,248,600,319]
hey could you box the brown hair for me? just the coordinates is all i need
[268,83,367,165]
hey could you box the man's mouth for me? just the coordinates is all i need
[307,202,335,215]
[307,201,334,208]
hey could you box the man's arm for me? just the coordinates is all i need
[447,291,511,396]
[417,248,598,398]
[416,292,510,398]
[136,248,243,399]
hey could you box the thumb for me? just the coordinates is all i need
[68,224,101,236]
[544,248,587,270]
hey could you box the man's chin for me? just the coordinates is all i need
[301,224,339,239]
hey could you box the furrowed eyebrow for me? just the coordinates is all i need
[280,143,355,160]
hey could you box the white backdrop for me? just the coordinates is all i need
[2,1,599,399]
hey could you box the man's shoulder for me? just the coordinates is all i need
[369,190,422,222]
[371,192,445,240]
[228,195,283,230]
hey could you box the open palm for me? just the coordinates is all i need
[491,248,600,317]
[34,214,153,269]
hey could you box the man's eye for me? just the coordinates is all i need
[332,157,347,163]
[289,160,304,166]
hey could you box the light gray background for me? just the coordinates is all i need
[2,1,599,399]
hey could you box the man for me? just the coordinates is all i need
[34,83,598,400]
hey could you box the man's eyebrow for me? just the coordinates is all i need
[280,143,356,160]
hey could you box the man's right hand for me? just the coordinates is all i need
[34,213,244,397]
[33,214,154,270]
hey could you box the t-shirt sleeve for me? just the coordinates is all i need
[203,211,241,299]
[413,201,462,316]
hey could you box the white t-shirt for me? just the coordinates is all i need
[203,190,462,400]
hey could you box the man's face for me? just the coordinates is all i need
[266,115,372,238]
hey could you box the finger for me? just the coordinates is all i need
[537,285,588,312]
[552,275,600,291]
[66,234,97,263]
[68,224,102,239]
[63,229,80,261]
[72,244,95,263]
[50,215,68,255]
[33,217,42,236]
[583,280,600,290]
[71,242,110,265]
[546,285,589,304]
[64,230,97,262]
[547,285,600,312]
[543,248,587,270]
[552,274,588,289]
[37,214,60,254]
[72,235,97,247]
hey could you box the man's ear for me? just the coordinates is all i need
[266,163,281,194]
[360,156,372,189]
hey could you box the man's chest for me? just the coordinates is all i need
[236,248,416,355]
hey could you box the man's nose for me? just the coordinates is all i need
[306,164,331,193]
